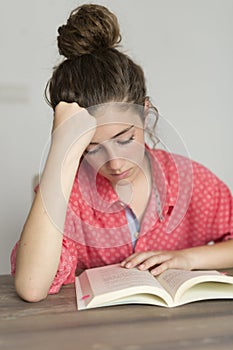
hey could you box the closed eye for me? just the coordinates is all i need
[117,135,135,145]
[85,126,135,156]
[84,145,102,155]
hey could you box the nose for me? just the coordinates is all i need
[106,157,124,171]
[104,145,124,171]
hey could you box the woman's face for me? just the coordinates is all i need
[84,103,146,185]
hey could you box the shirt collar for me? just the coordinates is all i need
[145,145,178,208]
[147,146,194,233]
[78,146,179,219]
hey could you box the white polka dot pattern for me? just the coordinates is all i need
[10,147,233,294]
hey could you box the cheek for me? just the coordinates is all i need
[119,141,145,166]
[84,157,101,172]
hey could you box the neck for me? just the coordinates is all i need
[114,153,152,207]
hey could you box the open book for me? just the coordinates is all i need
[75,264,233,310]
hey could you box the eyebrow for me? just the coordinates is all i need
[89,125,134,145]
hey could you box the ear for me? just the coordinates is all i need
[144,96,150,113]
[143,96,150,128]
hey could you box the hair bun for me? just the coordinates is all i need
[57,4,121,59]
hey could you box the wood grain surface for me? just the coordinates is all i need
[1,271,233,350]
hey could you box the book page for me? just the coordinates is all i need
[87,264,164,296]
[157,269,222,299]
[174,281,233,306]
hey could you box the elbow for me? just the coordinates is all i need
[14,277,49,303]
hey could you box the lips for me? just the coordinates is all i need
[110,168,132,180]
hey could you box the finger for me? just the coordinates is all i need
[150,260,172,276]
[122,252,157,269]
[138,254,171,271]
[150,255,185,276]
[120,253,140,267]
[53,102,90,132]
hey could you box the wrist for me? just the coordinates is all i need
[182,245,214,270]
[181,248,199,270]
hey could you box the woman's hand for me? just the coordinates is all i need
[121,250,193,276]
[53,101,96,147]
[51,101,97,163]
[53,101,92,130]
[43,101,97,212]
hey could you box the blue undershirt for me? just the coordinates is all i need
[125,206,140,249]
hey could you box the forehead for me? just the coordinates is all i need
[89,102,143,143]
[90,123,131,144]
[88,103,144,143]
[89,102,144,125]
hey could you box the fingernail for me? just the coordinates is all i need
[139,264,145,270]
[125,262,132,268]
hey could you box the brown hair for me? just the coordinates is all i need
[45,4,148,110]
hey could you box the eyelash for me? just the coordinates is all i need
[117,135,135,145]
[86,135,135,155]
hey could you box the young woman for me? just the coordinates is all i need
[11,4,233,302]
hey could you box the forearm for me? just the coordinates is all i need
[15,147,82,302]
[122,239,233,276]
[185,239,233,270]
[15,194,63,302]
[15,109,96,301]
[14,105,96,301]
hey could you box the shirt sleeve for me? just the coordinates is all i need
[192,161,233,242]
[207,175,233,242]
[10,236,78,295]
[10,241,18,276]
[47,236,78,294]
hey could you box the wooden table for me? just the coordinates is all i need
[1,272,233,350]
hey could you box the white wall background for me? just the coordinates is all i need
[1,0,233,274]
